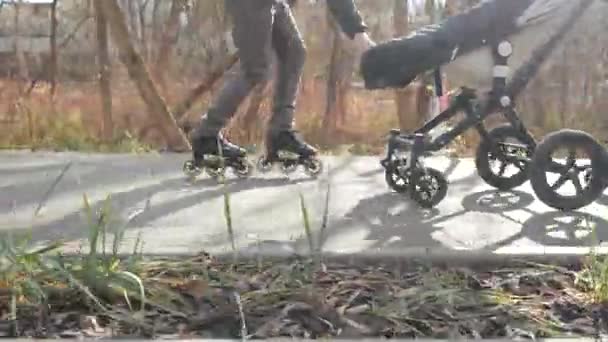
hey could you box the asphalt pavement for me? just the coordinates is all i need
[1,150,607,257]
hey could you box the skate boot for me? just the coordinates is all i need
[257,130,323,177]
[183,133,253,181]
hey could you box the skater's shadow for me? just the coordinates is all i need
[1,156,179,212]
[13,154,360,246]
[10,175,317,244]
[0,162,69,176]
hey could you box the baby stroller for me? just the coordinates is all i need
[359,0,598,208]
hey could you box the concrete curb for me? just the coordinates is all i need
[214,248,598,269]
[0,339,601,341]
[65,246,608,270]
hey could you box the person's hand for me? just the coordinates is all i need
[353,32,376,52]
[344,31,376,55]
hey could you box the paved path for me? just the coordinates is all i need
[1,150,608,256]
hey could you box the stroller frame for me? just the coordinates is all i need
[380,0,595,208]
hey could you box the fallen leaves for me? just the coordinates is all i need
[3,255,608,339]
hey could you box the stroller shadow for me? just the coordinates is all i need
[235,184,608,258]
[235,188,539,256]
[484,210,608,250]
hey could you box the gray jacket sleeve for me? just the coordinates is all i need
[326,0,367,39]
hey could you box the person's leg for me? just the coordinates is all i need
[268,0,306,134]
[191,0,275,158]
[265,0,317,159]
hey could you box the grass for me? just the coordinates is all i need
[0,77,478,156]
[574,217,608,304]
[0,192,150,336]
[7,75,586,158]
[2,179,608,338]
[2,236,608,338]
[0,109,153,154]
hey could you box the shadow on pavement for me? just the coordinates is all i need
[0,162,69,176]
[358,189,537,251]
[8,176,315,244]
[233,160,480,255]
[8,155,358,246]
[235,188,533,255]
[10,150,608,255]
[484,210,608,250]
[235,187,608,257]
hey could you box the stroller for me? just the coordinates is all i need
[359,0,599,208]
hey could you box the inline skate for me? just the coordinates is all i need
[183,133,254,181]
[256,130,323,177]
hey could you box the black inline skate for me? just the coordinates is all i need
[256,130,323,177]
[183,133,253,181]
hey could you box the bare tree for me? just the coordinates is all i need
[98,0,190,151]
[137,0,151,59]
[155,0,187,89]
[94,0,114,142]
[323,8,356,141]
[174,52,239,125]
[50,0,58,99]
[14,0,29,83]
[393,0,420,132]
[150,0,162,60]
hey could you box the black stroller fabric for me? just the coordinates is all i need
[359,0,537,90]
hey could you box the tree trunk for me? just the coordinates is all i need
[127,0,140,42]
[137,0,149,60]
[14,1,29,83]
[323,10,355,143]
[150,0,162,61]
[94,0,114,142]
[420,0,438,125]
[174,52,239,125]
[98,0,190,151]
[393,0,420,132]
[50,0,58,99]
[323,28,341,140]
[155,0,186,89]
[393,0,426,132]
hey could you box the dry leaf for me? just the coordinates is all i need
[182,279,209,301]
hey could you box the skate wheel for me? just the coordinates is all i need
[183,160,202,179]
[385,160,411,193]
[304,158,324,177]
[205,166,226,180]
[475,124,535,191]
[281,162,297,175]
[256,156,273,174]
[409,167,448,208]
[235,159,254,179]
